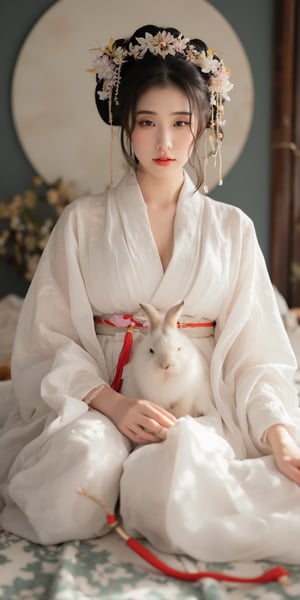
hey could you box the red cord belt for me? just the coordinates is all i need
[94,314,215,392]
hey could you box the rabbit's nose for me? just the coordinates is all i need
[160,362,170,370]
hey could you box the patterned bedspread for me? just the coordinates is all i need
[0,529,299,599]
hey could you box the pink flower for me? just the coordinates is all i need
[109,315,133,327]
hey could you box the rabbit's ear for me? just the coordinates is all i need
[164,300,184,330]
[139,303,161,330]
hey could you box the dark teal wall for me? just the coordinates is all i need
[0,0,274,297]
[0,0,56,297]
[211,0,274,248]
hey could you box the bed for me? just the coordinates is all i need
[1,531,300,599]
[1,292,300,600]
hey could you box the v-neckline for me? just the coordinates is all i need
[134,174,185,275]
[115,168,204,286]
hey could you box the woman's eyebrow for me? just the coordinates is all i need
[136,110,191,115]
[136,110,156,115]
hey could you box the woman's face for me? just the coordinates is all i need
[131,84,198,180]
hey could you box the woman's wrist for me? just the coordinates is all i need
[84,384,124,418]
[265,423,296,454]
[83,384,110,405]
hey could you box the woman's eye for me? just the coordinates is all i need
[138,120,155,127]
[175,121,190,127]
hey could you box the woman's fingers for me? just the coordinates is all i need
[140,400,177,425]
[127,425,166,444]
[112,396,177,444]
[139,416,169,437]
[126,410,176,444]
[137,402,177,439]
[275,452,300,486]
[281,463,300,486]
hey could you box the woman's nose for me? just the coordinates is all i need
[156,129,173,152]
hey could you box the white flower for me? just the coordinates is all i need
[128,42,144,59]
[111,45,125,65]
[152,31,178,57]
[135,31,177,58]
[173,34,190,54]
[196,49,220,74]
[134,34,153,56]
[93,54,116,81]
[209,66,234,101]
[129,32,188,59]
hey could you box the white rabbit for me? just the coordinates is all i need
[122,300,213,418]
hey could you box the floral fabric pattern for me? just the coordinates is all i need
[0,530,299,599]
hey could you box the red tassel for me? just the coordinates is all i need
[78,490,290,588]
[111,326,133,392]
[126,537,289,584]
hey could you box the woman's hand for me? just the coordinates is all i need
[266,424,300,485]
[88,385,177,445]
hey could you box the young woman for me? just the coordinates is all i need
[0,25,300,562]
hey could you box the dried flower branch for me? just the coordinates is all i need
[0,176,78,281]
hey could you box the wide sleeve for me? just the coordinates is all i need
[11,198,109,422]
[210,212,300,458]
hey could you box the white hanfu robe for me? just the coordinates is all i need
[0,169,300,561]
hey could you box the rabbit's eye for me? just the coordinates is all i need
[149,348,155,354]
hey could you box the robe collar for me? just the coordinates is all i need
[112,169,205,308]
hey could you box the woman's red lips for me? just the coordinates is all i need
[153,157,175,166]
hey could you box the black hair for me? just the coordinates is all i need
[95,25,213,189]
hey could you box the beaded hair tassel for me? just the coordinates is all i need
[204,91,224,193]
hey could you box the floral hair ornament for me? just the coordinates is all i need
[88,29,233,192]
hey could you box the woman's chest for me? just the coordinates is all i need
[78,214,232,320]
[146,202,177,272]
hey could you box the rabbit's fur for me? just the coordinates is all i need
[122,300,213,418]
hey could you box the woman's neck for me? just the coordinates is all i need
[135,168,184,207]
